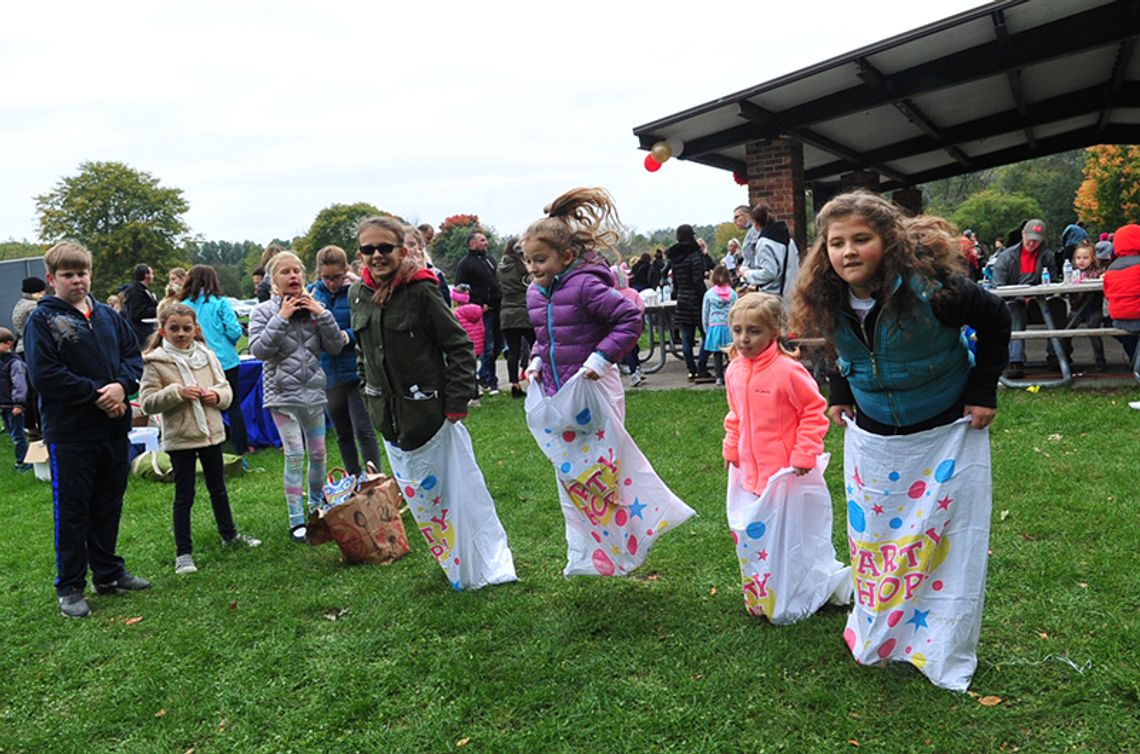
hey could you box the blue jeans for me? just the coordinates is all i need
[1006,297,1070,364]
[478,310,503,389]
[2,409,28,465]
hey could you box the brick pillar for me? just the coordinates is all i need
[745,138,807,253]
[840,170,880,193]
[892,187,924,216]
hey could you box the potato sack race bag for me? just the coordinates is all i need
[525,371,696,577]
[306,475,411,565]
[727,456,851,624]
[384,421,517,591]
[842,417,992,692]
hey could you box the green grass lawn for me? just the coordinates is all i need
[1,388,1138,753]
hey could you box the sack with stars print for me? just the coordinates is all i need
[384,421,517,591]
[841,416,992,691]
[726,455,851,624]
[524,368,695,577]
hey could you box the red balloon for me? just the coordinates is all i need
[644,154,662,172]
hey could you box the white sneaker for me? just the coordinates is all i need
[174,554,198,575]
[630,369,646,387]
[1129,401,1140,410]
[223,532,262,548]
[468,398,482,408]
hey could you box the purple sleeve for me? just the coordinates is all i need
[579,275,644,362]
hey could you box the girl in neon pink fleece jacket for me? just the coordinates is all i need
[722,293,829,495]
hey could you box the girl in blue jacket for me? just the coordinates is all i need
[309,245,382,477]
[791,191,1011,436]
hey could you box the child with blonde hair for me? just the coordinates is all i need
[1069,239,1107,370]
[139,304,260,574]
[249,251,347,542]
[701,264,738,386]
[723,293,827,487]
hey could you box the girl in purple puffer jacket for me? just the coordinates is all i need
[521,188,644,397]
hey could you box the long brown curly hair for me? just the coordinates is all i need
[790,191,965,338]
[522,187,622,266]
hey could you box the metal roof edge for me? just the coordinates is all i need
[632,0,1028,136]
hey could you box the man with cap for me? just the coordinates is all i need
[992,219,1069,378]
[12,276,47,438]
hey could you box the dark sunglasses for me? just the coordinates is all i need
[359,243,401,257]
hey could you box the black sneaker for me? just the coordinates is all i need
[511,385,524,399]
[93,572,152,595]
[290,525,308,544]
[58,592,91,618]
[1005,362,1025,379]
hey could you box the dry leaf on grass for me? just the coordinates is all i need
[999,510,1010,521]
[1047,433,1063,442]
[456,738,471,747]
[708,587,717,596]
[324,607,351,621]
[978,695,1003,706]
[125,616,144,626]
[155,708,166,717]
[848,740,860,747]
[1038,632,1049,640]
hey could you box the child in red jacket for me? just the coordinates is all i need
[722,292,828,493]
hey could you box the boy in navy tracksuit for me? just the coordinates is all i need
[24,242,151,618]
[0,327,31,471]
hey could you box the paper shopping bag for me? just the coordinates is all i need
[842,417,992,691]
[727,456,850,624]
[525,370,695,577]
[307,475,411,565]
[384,421,517,591]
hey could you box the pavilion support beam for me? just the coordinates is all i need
[745,138,807,253]
[1098,37,1139,131]
[892,188,924,216]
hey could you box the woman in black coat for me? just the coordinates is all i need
[666,225,711,381]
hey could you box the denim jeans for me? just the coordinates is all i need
[478,310,503,389]
[2,409,28,465]
[1006,297,1070,364]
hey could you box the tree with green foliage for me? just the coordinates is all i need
[35,161,190,297]
[992,151,1084,243]
[430,214,499,276]
[1074,145,1140,233]
[950,190,1043,251]
[295,202,403,270]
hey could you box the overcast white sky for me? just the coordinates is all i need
[1,0,981,244]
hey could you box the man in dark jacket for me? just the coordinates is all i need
[455,231,503,393]
[991,218,1068,377]
[121,263,157,346]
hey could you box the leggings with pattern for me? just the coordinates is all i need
[271,404,327,528]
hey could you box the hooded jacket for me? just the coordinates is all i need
[745,221,800,297]
[248,296,344,409]
[1104,224,1140,321]
[526,260,643,396]
[24,295,142,442]
[665,240,706,327]
[183,293,243,371]
[723,340,828,495]
[350,269,477,450]
[139,342,233,450]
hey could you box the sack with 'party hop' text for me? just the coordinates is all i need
[842,417,992,691]
[384,420,516,591]
[727,455,851,624]
[525,369,695,577]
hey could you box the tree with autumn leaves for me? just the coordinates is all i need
[1075,145,1140,233]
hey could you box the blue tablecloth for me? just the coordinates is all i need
[234,359,281,448]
